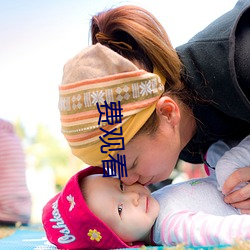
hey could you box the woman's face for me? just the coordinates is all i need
[120,120,182,186]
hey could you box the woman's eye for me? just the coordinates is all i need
[118,204,123,216]
[120,180,124,191]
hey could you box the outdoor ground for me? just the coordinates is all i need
[1,225,250,250]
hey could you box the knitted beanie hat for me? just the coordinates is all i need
[59,43,165,166]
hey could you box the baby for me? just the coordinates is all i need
[42,135,250,249]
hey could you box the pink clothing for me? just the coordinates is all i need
[159,210,250,246]
[152,135,250,247]
[0,119,31,224]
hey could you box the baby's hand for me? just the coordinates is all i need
[223,166,250,214]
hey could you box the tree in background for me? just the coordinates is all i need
[14,120,85,192]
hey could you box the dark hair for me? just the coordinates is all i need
[91,5,195,136]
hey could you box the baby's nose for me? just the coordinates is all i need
[126,191,139,206]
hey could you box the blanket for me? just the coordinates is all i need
[0,225,248,250]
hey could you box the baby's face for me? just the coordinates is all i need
[84,174,160,243]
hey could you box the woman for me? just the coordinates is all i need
[59,1,250,211]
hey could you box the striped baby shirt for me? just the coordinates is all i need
[152,135,250,246]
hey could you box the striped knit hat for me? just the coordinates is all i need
[59,43,165,166]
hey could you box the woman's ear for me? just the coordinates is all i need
[156,96,180,126]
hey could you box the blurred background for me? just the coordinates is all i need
[0,0,238,223]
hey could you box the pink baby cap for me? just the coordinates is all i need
[42,166,141,249]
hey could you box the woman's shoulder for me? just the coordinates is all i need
[176,0,250,123]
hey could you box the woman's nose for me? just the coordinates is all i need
[121,173,139,185]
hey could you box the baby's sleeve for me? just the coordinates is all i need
[158,210,250,247]
[205,139,231,178]
[215,135,250,192]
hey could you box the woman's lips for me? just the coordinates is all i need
[143,177,154,186]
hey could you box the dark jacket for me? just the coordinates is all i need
[176,0,250,163]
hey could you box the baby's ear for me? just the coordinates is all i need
[156,96,180,126]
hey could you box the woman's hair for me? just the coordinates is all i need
[90,5,193,136]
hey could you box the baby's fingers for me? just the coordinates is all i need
[222,167,250,195]
[230,198,250,214]
[224,185,250,208]
[240,209,250,214]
